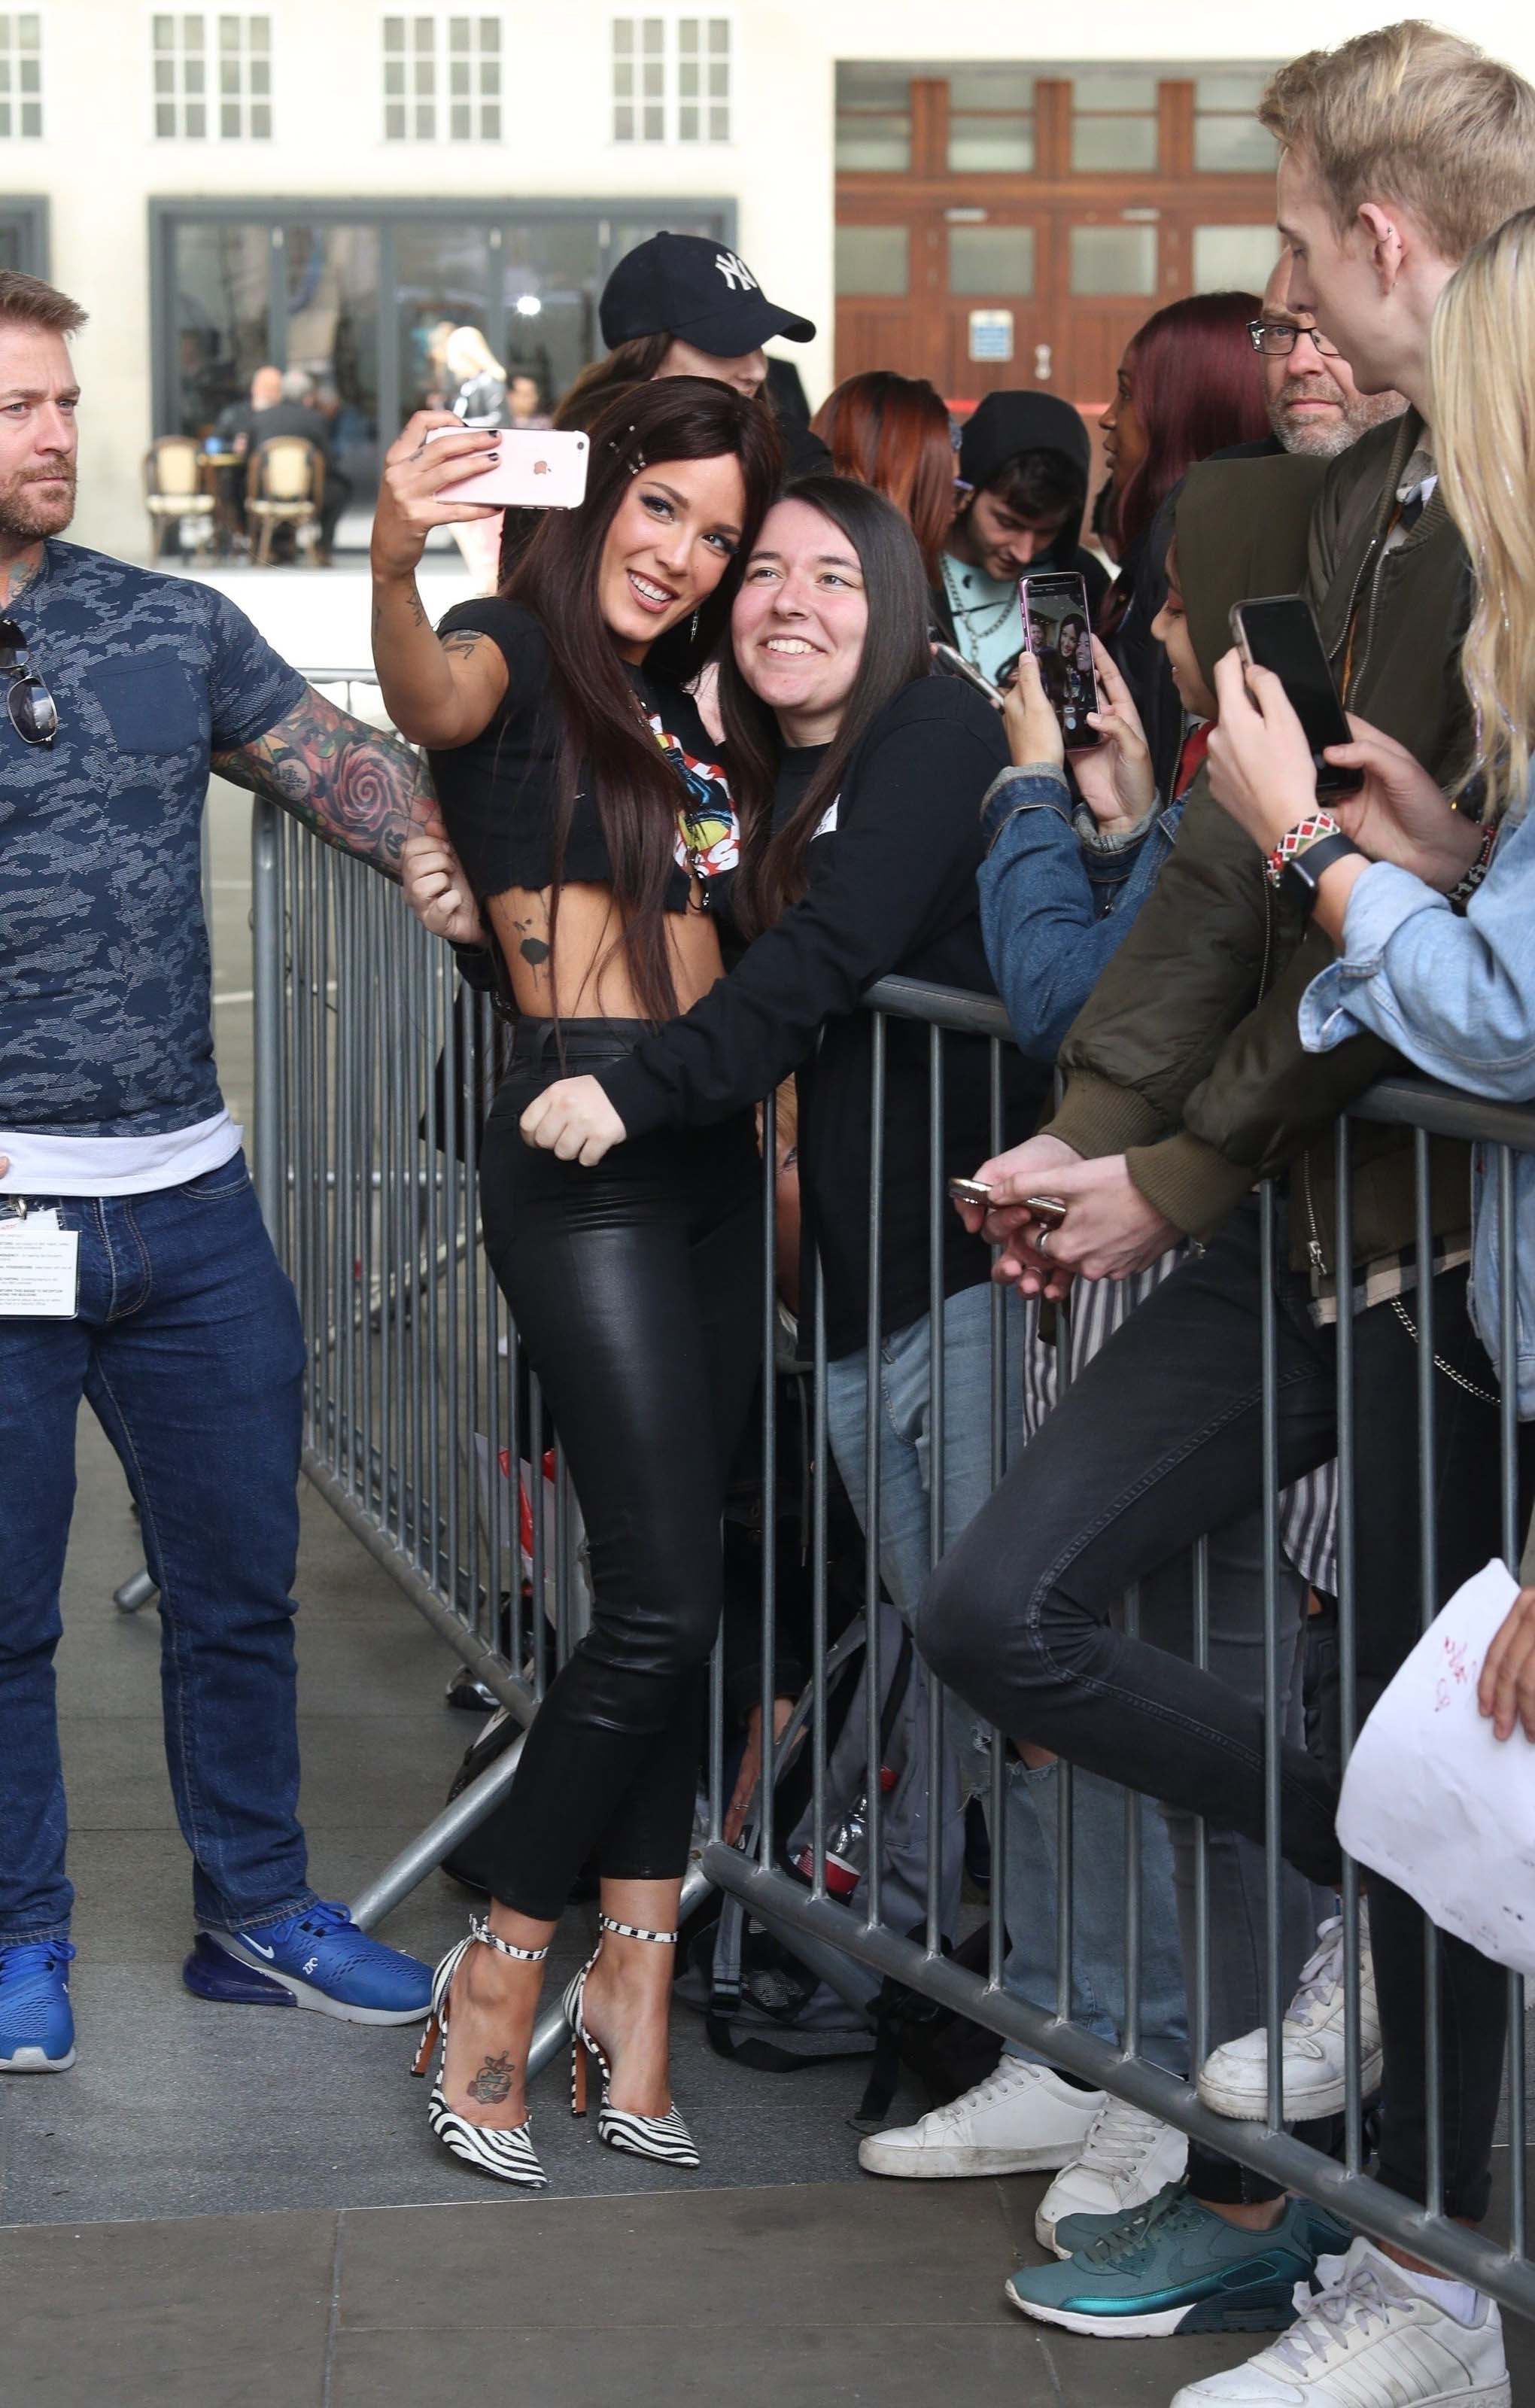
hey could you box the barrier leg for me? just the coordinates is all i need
[349,1724,529,1929]
[114,1567,158,1613]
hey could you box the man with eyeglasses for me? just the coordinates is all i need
[0,268,434,2073]
[1248,254,1406,459]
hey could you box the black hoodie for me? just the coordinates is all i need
[930,390,1108,660]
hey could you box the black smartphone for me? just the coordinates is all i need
[1229,594,1363,801]
[1019,570,1102,749]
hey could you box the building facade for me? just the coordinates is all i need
[4,0,1530,563]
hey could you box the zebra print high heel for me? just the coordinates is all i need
[561,1914,700,2168]
[412,1915,549,2188]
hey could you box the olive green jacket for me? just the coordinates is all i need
[1046,412,1474,1276]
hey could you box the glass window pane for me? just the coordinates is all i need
[450,101,470,138]
[251,100,270,135]
[678,59,697,96]
[1072,114,1157,172]
[154,59,175,93]
[187,101,206,135]
[481,102,499,137]
[221,101,240,135]
[448,15,468,50]
[1195,116,1277,172]
[414,101,434,136]
[219,14,239,50]
[19,11,40,41]
[708,17,727,50]
[836,62,910,109]
[707,102,727,138]
[948,224,1034,297]
[17,51,37,90]
[382,17,403,50]
[251,58,269,93]
[154,15,175,47]
[949,115,1033,173]
[679,102,698,140]
[384,60,404,94]
[707,62,725,97]
[1071,68,1157,108]
[948,65,1033,111]
[250,17,269,47]
[480,17,498,47]
[613,102,633,140]
[450,59,469,93]
[835,113,910,172]
[183,14,203,48]
[220,59,239,94]
[172,219,272,433]
[834,223,908,297]
[612,20,632,52]
[155,101,177,135]
[385,101,405,137]
[642,102,663,139]
[1196,71,1269,111]
[1069,223,1157,297]
[1192,223,1279,294]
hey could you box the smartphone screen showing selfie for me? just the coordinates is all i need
[1229,594,1363,800]
[1018,571,1103,749]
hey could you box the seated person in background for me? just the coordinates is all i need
[247,368,343,563]
[214,361,281,453]
[932,391,1108,686]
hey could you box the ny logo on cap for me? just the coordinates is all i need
[714,251,758,294]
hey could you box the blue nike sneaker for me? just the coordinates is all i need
[1051,2178,1352,2264]
[184,1899,431,2025]
[0,1938,77,2072]
[1005,2180,1328,2339]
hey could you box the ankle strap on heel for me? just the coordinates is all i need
[470,1913,550,1962]
[597,1914,679,1944]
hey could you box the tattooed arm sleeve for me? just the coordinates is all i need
[213,686,436,880]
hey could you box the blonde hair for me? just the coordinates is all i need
[444,324,503,384]
[1259,22,1535,261]
[1433,208,1535,821]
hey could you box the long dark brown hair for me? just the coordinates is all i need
[503,375,782,1022]
[810,372,957,579]
[1113,290,1269,561]
[722,475,932,940]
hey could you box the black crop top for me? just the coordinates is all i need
[427,597,737,915]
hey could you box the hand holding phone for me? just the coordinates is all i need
[1020,571,1103,749]
[1229,595,1362,801]
[947,1176,993,1207]
[425,424,590,510]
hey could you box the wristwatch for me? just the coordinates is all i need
[1280,829,1363,911]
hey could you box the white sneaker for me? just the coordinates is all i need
[858,2056,1102,2178]
[1169,2237,1510,2406]
[1035,2096,1189,2253]
[1198,1912,1382,2122]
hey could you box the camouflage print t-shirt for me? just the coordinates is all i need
[0,540,304,1138]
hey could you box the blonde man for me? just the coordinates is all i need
[923,26,1535,2391]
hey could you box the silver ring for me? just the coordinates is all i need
[1036,1226,1050,1257]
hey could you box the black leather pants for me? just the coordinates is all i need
[475,1020,764,1922]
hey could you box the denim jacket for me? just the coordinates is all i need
[977,764,1182,1063]
[1298,793,1535,1411]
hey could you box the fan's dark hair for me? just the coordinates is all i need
[503,375,783,1021]
[721,474,932,940]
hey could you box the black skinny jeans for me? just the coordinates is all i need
[473,1020,763,1923]
[919,1193,1531,2220]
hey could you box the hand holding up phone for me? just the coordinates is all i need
[372,409,503,582]
[1066,640,1154,834]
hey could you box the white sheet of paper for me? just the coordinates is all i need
[1337,1558,1535,1975]
[0,1222,80,1318]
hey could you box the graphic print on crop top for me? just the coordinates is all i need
[650,716,738,883]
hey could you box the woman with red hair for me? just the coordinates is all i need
[1099,290,1270,792]
[810,369,957,580]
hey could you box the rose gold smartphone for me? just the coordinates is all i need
[427,426,590,509]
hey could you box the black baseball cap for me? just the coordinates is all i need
[599,231,815,357]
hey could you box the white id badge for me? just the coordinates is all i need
[0,1220,81,1318]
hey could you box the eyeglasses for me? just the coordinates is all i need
[0,617,59,746]
[1247,318,1342,360]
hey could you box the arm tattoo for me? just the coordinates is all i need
[440,630,488,664]
[213,686,436,880]
[466,2052,518,2104]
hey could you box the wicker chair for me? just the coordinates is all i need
[245,436,326,566]
[143,436,214,562]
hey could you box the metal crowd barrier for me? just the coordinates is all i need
[247,737,1533,2319]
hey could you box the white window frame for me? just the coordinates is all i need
[380,11,504,144]
[0,10,44,142]
[609,12,732,148]
[149,11,274,144]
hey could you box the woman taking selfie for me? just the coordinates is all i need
[369,375,780,2188]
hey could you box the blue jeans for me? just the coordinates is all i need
[824,1283,1187,2076]
[0,1156,317,1941]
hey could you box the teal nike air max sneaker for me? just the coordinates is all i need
[1050,2178,1352,2263]
[1005,2181,1331,2339]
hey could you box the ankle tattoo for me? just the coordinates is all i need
[467,2052,518,2103]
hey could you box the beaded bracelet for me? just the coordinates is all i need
[1265,810,1342,889]
[1448,820,1498,909]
